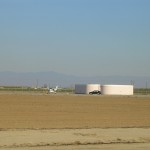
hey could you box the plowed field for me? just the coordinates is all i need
[0,94,150,129]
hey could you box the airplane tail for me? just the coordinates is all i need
[54,86,58,91]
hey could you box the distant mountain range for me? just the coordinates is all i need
[0,71,149,88]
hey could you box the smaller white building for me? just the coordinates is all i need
[101,85,133,95]
[75,84,100,94]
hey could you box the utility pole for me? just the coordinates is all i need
[146,81,148,94]
[36,79,38,89]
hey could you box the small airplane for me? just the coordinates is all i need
[48,86,58,93]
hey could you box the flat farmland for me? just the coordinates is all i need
[0,94,150,129]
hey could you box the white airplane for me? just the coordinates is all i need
[48,86,58,93]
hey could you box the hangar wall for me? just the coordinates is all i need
[75,84,100,94]
[75,84,134,95]
[101,85,133,95]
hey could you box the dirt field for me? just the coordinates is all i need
[0,93,150,150]
[0,94,150,129]
[1,128,150,150]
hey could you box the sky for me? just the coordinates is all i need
[0,0,150,77]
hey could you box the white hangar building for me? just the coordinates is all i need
[101,85,134,95]
[75,84,134,95]
[75,84,100,94]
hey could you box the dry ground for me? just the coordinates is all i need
[1,128,150,149]
[0,93,150,150]
[0,94,150,128]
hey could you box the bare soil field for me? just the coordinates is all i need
[1,128,150,150]
[0,94,150,129]
[0,93,150,150]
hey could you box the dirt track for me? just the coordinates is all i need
[1,128,150,149]
[0,94,150,129]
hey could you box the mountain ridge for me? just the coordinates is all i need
[0,71,149,88]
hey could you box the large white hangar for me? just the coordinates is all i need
[101,85,134,95]
[75,84,100,94]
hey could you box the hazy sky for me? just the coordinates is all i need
[0,0,150,76]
